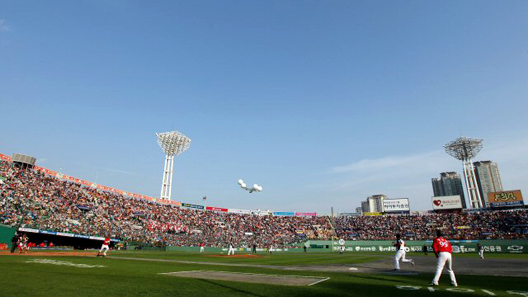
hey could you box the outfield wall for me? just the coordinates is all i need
[0,225,16,250]
[165,239,528,254]
[304,240,528,254]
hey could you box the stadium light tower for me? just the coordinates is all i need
[156,131,191,200]
[443,137,484,209]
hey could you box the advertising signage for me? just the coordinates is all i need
[432,195,463,210]
[295,212,317,216]
[488,190,524,208]
[228,209,251,215]
[363,212,382,216]
[181,203,205,210]
[206,206,228,212]
[273,212,295,216]
[383,198,410,213]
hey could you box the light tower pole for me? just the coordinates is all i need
[444,137,484,209]
[156,131,191,200]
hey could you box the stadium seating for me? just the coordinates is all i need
[1,160,526,248]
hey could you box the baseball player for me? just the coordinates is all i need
[18,234,28,254]
[227,243,235,256]
[97,237,111,257]
[394,234,414,270]
[477,243,484,259]
[431,230,457,287]
[200,242,205,253]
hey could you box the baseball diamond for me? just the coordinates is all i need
[1,152,528,296]
[2,3,528,294]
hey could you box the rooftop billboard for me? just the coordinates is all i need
[488,190,524,208]
[432,195,463,210]
[383,198,410,212]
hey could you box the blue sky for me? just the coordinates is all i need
[1,1,527,213]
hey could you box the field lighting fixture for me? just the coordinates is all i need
[156,131,191,200]
[444,137,484,209]
[238,179,263,193]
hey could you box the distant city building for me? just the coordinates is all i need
[355,207,363,214]
[361,200,370,213]
[474,161,503,207]
[360,194,386,213]
[431,172,467,208]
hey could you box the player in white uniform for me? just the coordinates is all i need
[477,243,484,259]
[97,237,111,257]
[227,243,235,255]
[394,234,414,270]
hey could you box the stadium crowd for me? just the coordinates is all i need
[334,210,528,240]
[1,160,527,248]
[0,161,330,248]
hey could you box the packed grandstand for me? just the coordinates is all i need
[1,159,527,248]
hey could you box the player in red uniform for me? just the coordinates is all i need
[18,234,28,253]
[431,230,457,286]
[97,237,111,257]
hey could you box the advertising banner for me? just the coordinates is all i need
[340,213,361,217]
[167,200,181,207]
[0,153,11,161]
[383,198,410,212]
[206,206,228,212]
[363,212,382,216]
[45,169,59,177]
[295,212,317,216]
[273,212,295,216]
[19,228,39,233]
[432,195,463,210]
[488,190,524,208]
[80,180,93,187]
[308,240,528,254]
[228,209,251,215]
[253,210,272,216]
[181,203,205,210]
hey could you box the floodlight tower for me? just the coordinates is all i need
[156,131,191,200]
[443,137,484,209]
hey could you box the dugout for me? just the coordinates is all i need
[18,230,116,250]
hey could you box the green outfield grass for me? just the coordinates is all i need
[111,250,384,265]
[0,251,526,297]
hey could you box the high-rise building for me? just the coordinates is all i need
[361,200,370,213]
[431,172,467,208]
[474,161,503,207]
[360,194,386,213]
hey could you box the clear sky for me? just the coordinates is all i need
[1,1,527,213]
